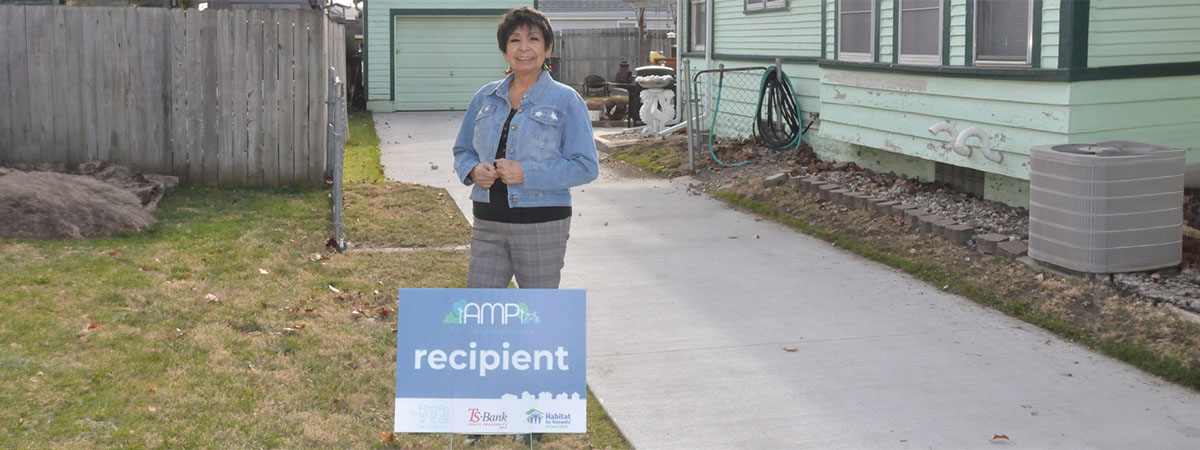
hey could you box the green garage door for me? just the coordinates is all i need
[394,15,508,111]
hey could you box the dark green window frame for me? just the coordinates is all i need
[744,0,789,14]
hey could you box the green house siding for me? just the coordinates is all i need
[1068,75,1200,161]
[1041,0,1061,69]
[713,0,822,57]
[949,0,966,65]
[879,0,893,63]
[364,0,531,111]
[818,68,1069,181]
[1088,0,1200,67]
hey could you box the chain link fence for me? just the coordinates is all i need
[686,65,767,167]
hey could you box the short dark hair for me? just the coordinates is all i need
[497,7,554,53]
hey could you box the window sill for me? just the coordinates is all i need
[743,6,789,15]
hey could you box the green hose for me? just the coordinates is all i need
[707,72,752,167]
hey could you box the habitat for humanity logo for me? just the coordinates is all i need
[525,408,544,424]
[443,299,540,325]
[525,408,571,428]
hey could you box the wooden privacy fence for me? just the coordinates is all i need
[0,6,347,187]
[553,28,672,88]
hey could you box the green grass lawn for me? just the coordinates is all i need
[0,111,629,449]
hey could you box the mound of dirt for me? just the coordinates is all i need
[0,167,158,239]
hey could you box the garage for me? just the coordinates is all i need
[392,14,507,110]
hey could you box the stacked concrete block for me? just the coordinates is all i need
[817,184,837,201]
[829,189,849,205]
[998,240,1029,258]
[847,193,869,209]
[874,200,896,215]
[932,218,955,235]
[976,233,1007,254]
[904,209,925,228]
[945,224,975,245]
[893,203,919,218]
[762,173,787,188]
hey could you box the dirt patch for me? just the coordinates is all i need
[600,132,1200,387]
[0,162,176,240]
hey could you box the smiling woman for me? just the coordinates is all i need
[451,6,599,294]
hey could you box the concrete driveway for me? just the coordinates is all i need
[376,111,1200,449]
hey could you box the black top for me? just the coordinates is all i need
[472,108,572,223]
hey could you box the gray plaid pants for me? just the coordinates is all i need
[466,217,571,289]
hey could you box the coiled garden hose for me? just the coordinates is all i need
[754,66,806,151]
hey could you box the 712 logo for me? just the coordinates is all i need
[411,405,450,425]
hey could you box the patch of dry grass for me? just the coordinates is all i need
[0,181,627,448]
[343,183,470,249]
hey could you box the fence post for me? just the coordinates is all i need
[327,67,347,252]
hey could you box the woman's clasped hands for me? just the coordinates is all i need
[471,160,523,188]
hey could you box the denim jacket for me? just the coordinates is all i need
[453,71,599,208]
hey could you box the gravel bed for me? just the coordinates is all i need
[673,141,1200,314]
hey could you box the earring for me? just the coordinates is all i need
[505,67,513,75]
[542,62,552,72]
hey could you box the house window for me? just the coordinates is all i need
[974,0,1033,65]
[746,0,786,12]
[898,0,941,65]
[838,0,874,62]
[690,0,707,52]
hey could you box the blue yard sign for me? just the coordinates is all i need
[394,288,586,434]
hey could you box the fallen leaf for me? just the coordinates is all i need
[351,309,366,320]
[991,434,1010,440]
[328,285,342,294]
[88,322,103,329]
[168,328,189,339]
[380,432,395,442]
[107,251,118,256]
[151,387,157,393]
[282,327,299,335]
[258,268,270,275]
[202,293,220,303]
[783,347,798,352]
[1035,273,1045,282]
[309,253,323,262]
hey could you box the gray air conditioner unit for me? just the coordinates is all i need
[1028,141,1185,274]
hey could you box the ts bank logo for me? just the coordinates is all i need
[444,299,540,325]
[468,408,508,426]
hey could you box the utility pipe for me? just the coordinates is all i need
[954,126,1003,163]
[928,121,970,156]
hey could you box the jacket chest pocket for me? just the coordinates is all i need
[472,104,498,155]
[527,106,565,159]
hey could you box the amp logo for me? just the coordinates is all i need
[443,299,540,325]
